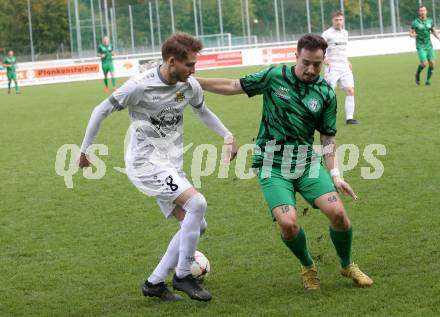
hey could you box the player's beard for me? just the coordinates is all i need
[170,69,190,83]
[179,74,190,82]
[302,72,318,83]
[178,70,191,82]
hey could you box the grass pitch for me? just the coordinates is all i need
[1,52,439,316]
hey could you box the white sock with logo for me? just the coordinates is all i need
[148,217,207,285]
[175,193,207,278]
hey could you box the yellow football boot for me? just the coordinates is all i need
[340,263,373,287]
[301,263,320,290]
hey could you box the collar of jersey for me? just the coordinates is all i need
[157,65,178,86]
[331,27,344,32]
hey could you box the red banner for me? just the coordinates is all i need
[0,64,100,83]
[196,51,243,69]
[262,47,297,64]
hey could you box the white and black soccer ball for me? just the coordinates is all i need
[191,250,210,280]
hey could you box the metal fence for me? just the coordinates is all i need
[10,0,439,61]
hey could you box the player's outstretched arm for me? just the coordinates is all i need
[79,98,117,168]
[320,133,357,200]
[191,104,237,162]
[196,77,244,96]
[409,28,416,38]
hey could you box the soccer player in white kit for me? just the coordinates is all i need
[79,32,237,301]
[322,11,358,124]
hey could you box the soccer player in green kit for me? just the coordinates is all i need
[98,36,116,91]
[2,50,20,94]
[197,34,373,290]
[410,6,440,85]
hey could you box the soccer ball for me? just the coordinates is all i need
[191,250,210,280]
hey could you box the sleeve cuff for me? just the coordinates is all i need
[191,96,205,109]
[108,95,124,111]
[239,78,252,97]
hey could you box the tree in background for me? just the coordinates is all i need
[0,0,68,59]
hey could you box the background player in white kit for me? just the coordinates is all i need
[79,32,237,301]
[322,11,359,125]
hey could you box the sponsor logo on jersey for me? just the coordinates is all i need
[151,106,182,134]
[275,86,290,101]
[175,91,185,102]
[307,98,321,112]
[152,96,161,102]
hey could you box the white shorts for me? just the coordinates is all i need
[126,160,193,218]
[324,66,354,90]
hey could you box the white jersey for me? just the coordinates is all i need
[322,27,349,68]
[80,64,231,206]
[110,66,204,169]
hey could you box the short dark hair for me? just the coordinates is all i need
[297,34,328,54]
[161,32,203,61]
[332,11,344,18]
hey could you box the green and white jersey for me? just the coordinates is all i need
[98,43,113,64]
[3,56,16,73]
[240,65,337,169]
[411,18,434,49]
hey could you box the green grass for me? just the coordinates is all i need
[1,52,439,316]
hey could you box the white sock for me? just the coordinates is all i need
[345,95,355,120]
[147,218,207,284]
[175,194,207,278]
[148,229,181,285]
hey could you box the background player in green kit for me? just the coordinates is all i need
[197,34,373,290]
[2,50,20,94]
[410,6,440,85]
[98,36,116,91]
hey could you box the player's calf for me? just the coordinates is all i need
[416,63,427,85]
[200,218,207,236]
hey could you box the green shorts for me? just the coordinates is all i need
[102,62,114,74]
[7,72,16,81]
[417,47,436,63]
[257,163,336,219]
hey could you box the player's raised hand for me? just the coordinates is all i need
[332,176,358,200]
[79,152,91,168]
[224,135,238,162]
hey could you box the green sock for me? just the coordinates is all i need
[281,227,314,267]
[14,80,19,92]
[427,67,434,82]
[8,82,11,89]
[111,77,116,87]
[416,65,424,78]
[104,78,108,88]
[329,227,353,268]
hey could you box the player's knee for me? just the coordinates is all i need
[421,62,428,68]
[330,209,350,230]
[200,218,208,236]
[346,87,355,95]
[183,193,207,217]
[279,218,299,240]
